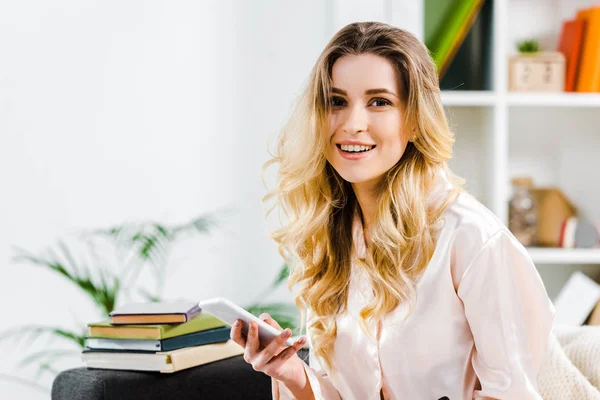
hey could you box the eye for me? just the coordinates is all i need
[370,98,392,107]
[330,96,346,107]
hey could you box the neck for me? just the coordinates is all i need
[352,180,379,246]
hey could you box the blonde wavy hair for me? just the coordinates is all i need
[261,21,465,373]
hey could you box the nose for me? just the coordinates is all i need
[340,104,368,134]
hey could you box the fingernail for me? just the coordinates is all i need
[234,319,240,327]
[282,328,291,338]
[298,337,306,344]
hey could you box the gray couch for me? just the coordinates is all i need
[51,349,309,400]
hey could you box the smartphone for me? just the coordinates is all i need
[198,297,295,348]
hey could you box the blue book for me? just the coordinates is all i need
[85,325,231,352]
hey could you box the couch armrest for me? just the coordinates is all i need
[52,349,309,400]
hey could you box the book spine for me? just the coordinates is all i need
[161,315,226,339]
[161,326,231,352]
[85,337,162,352]
[89,326,161,340]
[576,8,600,92]
[166,341,244,373]
[184,304,202,321]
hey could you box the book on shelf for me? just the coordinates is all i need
[440,0,492,91]
[557,19,585,92]
[82,340,244,373]
[425,0,485,79]
[109,301,201,325]
[85,325,231,352]
[88,312,226,340]
[575,6,600,92]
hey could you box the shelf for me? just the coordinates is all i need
[441,92,600,108]
[528,248,600,265]
[441,91,496,107]
[508,93,600,108]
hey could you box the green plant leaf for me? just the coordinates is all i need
[18,349,79,369]
[94,213,223,300]
[12,246,119,316]
[517,39,539,53]
[247,263,292,306]
[20,349,80,380]
[273,263,290,287]
[0,325,87,349]
[8,208,279,379]
[245,302,301,334]
[35,362,61,381]
[138,287,162,303]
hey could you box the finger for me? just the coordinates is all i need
[230,319,246,348]
[258,312,270,320]
[259,313,283,331]
[268,336,307,366]
[245,320,260,357]
[255,327,293,365]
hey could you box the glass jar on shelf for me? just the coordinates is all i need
[509,177,537,247]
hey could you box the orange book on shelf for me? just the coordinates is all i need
[576,6,600,92]
[557,19,584,92]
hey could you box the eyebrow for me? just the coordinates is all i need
[331,87,399,98]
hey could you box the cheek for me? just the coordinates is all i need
[380,141,407,163]
[375,119,409,162]
[328,114,338,135]
[374,115,406,143]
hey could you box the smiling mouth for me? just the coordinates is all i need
[336,144,377,153]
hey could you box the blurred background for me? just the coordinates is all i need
[2,0,600,398]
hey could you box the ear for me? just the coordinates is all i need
[409,129,417,143]
[403,114,416,143]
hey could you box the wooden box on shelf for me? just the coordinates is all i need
[509,52,565,92]
[531,188,576,247]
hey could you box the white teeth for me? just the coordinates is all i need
[340,144,373,152]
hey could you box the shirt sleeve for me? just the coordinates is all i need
[272,312,342,399]
[457,229,555,400]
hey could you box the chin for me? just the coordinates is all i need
[339,172,379,184]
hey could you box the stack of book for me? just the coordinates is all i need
[558,5,600,92]
[82,301,243,373]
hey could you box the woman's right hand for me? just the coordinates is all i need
[230,313,307,385]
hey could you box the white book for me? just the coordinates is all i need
[85,337,161,352]
[82,340,244,373]
[553,271,600,326]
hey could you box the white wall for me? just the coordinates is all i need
[0,1,238,396]
[0,1,422,397]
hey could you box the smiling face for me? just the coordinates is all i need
[326,53,411,187]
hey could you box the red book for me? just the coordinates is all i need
[557,19,585,92]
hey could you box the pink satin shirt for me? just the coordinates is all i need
[273,167,555,399]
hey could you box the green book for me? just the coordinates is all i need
[425,0,484,78]
[88,312,227,340]
[440,0,493,91]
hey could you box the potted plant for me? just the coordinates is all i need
[1,210,298,392]
[509,39,565,92]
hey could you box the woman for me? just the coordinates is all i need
[230,21,554,399]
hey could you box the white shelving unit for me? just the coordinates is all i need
[438,0,600,298]
[440,91,496,106]
[528,248,600,265]
[507,92,600,107]
[441,91,600,108]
